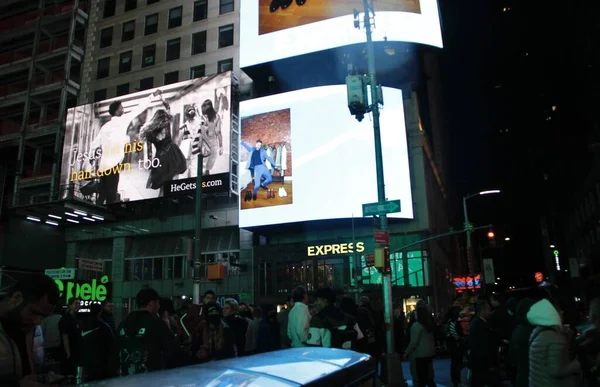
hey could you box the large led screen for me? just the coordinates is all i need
[240,0,443,68]
[60,73,233,204]
[239,85,413,228]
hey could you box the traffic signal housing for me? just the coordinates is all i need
[487,230,496,247]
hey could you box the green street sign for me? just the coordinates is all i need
[362,200,401,217]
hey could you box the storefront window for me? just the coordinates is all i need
[390,252,405,286]
[407,251,425,287]
[360,255,382,285]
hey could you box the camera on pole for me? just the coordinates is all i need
[346,75,369,122]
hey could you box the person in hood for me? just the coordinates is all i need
[306,288,361,349]
[79,303,115,381]
[527,298,581,386]
[116,288,181,376]
[507,297,537,387]
[192,303,236,362]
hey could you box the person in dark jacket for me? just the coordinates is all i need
[446,306,465,387]
[222,299,248,357]
[468,300,500,387]
[256,310,280,354]
[192,303,236,362]
[80,303,116,381]
[507,297,537,387]
[117,288,181,376]
[307,288,359,349]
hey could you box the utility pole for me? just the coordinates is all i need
[193,153,204,304]
[360,1,405,385]
[463,196,474,275]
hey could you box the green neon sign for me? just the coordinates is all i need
[55,275,110,302]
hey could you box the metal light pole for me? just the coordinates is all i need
[193,153,204,304]
[360,2,403,385]
[462,190,500,276]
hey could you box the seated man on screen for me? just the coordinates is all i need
[90,89,162,205]
[241,139,276,201]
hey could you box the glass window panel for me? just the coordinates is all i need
[133,259,143,280]
[174,256,183,279]
[407,252,424,287]
[153,258,163,280]
[142,259,152,280]
[145,14,158,35]
[194,0,207,21]
[124,259,132,280]
[168,6,183,29]
[165,257,173,279]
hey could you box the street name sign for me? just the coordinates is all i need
[45,268,76,280]
[362,200,401,217]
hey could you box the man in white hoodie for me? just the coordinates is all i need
[527,298,581,387]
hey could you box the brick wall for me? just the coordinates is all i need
[241,108,292,176]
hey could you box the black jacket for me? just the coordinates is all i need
[223,315,248,356]
[507,298,537,387]
[468,316,497,370]
[117,310,180,373]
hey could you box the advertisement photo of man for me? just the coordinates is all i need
[90,89,163,205]
[241,140,275,201]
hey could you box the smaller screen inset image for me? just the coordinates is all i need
[240,108,292,210]
[259,0,421,35]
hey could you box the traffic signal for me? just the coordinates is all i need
[487,230,496,247]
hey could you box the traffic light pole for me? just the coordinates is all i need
[361,2,404,385]
[193,153,204,305]
[462,196,474,276]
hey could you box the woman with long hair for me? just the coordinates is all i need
[139,102,187,194]
[192,303,236,363]
[405,305,437,387]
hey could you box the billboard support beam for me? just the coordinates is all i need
[193,153,204,305]
[360,1,406,385]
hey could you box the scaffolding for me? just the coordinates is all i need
[0,0,88,208]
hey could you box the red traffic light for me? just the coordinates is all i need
[487,231,495,239]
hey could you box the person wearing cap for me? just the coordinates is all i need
[116,288,181,375]
[192,302,236,362]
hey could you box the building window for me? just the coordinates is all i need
[96,57,110,79]
[220,0,234,14]
[145,13,158,35]
[147,0,159,4]
[194,0,207,21]
[116,83,130,96]
[122,20,135,42]
[141,44,156,67]
[168,6,183,29]
[164,71,179,85]
[103,0,116,18]
[190,64,205,79]
[218,24,234,48]
[119,51,133,73]
[99,27,113,48]
[125,0,137,12]
[191,31,207,55]
[94,89,107,102]
[139,77,154,90]
[166,38,181,62]
[218,58,233,73]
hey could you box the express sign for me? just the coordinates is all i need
[307,242,365,257]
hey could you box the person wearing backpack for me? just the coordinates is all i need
[306,288,362,350]
[117,288,181,376]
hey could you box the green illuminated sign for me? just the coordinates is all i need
[55,275,110,302]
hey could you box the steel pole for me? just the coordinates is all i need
[463,196,474,275]
[362,2,404,385]
[193,153,204,304]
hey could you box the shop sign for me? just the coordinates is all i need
[78,258,104,273]
[45,268,76,280]
[307,242,365,257]
[55,275,111,303]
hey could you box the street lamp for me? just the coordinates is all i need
[463,189,501,275]
[505,237,511,241]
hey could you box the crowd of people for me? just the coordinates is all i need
[0,275,393,386]
[4,273,598,387]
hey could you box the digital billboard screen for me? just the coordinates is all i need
[239,85,413,228]
[61,72,233,204]
[240,0,443,68]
